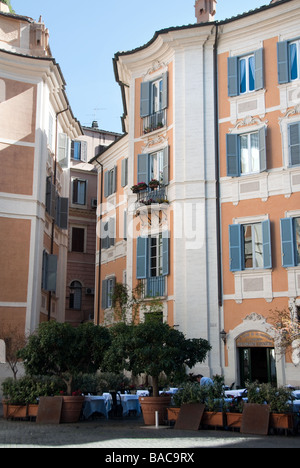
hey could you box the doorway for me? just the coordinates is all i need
[239,347,277,387]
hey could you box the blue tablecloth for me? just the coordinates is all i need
[83,396,111,419]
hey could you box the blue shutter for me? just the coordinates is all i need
[104,171,109,198]
[229,224,244,272]
[228,56,238,97]
[259,127,267,172]
[262,220,272,269]
[226,134,240,177]
[277,41,289,84]
[254,48,264,91]
[102,279,108,309]
[137,237,148,279]
[162,233,169,276]
[280,218,296,267]
[140,81,151,117]
[288,122,300,167]
[46,254,58,292]
[137,154,149,184]
[163,146,169,186]
[121,158,128,187]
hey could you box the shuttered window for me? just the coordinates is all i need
[42,251,58,292]
[229,220,272,272]
[137,147,169,186]
[104,166,117,198]
[288,122,300,167]
[280,217,300,267]
[277,40,300,84]
[102,277,116,309]
[228,49,264,97]
[226,128,266,177]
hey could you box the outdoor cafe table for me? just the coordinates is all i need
[120,394,141,416]
[83,395,111,419]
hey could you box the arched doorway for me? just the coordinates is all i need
[237,331,277,387]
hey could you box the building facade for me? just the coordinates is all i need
[94,0,300,387]
[0,5,81,348]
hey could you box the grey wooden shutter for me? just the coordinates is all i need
[102,279,108,309]
[81,141,88,162]
[277,41,289,84]
[43,253,57,292]
[228,56,239,97]
[140,81,151,117]
[162,233,169,276]
[72,179,78,204]
[161,72,168,110]
[262,220,272,269]
[58,133,68,168]
[280,218,296,267]
[229,224,244,272]
[226,134,240,177]
[289,122,300,166]
[109,218,115,247]
[136,236,148,279]
[112,166,117,194]
[58,197,69,230]
[259,127,267,172]
[104,171,109,198]
[255,48,264,91]
[163,146,169,186]
[121,158,128,187]
[137,154,149,184]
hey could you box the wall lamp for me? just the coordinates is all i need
[220,329,227,344]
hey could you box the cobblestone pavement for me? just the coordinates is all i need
[0,406,299,449]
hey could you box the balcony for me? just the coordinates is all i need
[139,276,166,298]
[133,185,168,210]
[142,109,167,135]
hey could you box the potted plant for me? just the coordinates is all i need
[225,396,244,430]
[201,375,226,429]
[103,321,211,425]
[137,182,148,191]
[168,381,205,423]
[267,385,294,433]
[131,184,139,193]
[148,179,159,190]
[18,321,111,423]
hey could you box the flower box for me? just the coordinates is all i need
[202,411,225,428]
[167,407,180,422]
[269,413,294,431]
[226,412,243,430]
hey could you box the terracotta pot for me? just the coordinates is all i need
[27,404,39,418]
[5,404,27,419]
[202,411,225,428]
[226,412,243,429]
[60,396,84,423]
[167,407,181,422]
[269,413,294,430]
[139,396,171,425]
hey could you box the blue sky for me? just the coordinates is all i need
[11,0,268,133]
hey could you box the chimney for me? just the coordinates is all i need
[195,0,217,23]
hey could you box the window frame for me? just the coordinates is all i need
[72,178,87,206]
[239,54,255,95]
[71,226,86,253]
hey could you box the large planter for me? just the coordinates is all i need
[202,411,225,429]
[139,396,171,425]
[4,403,27,419]
[60,396,84,423]
[270,413,294,431]
[167,407,181,423]
[27,404,39,418]
[226,412,243,430]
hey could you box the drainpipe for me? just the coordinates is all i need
[95,159,103,325]
[47,106,69,321]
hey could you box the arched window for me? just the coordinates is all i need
[69,281,82,310]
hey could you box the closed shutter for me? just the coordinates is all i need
[81,141,88,162]
[280,218,296,267]
[163,146,169,186]
[289,122,300,166]
[56,196,69,230]
[229,224,244,272]
[136,236,148,279]
[228,56,238,97]
[58,133,68,168]
[102,279,108,309]
[161,72,168,110]
[121,158,128,187]
[162,233,169,276]
[104,171,109,198]
[277,41,289,84]
[42,252,58,292]
[262,220,272,269]
[258,127,267,172]
[226,134,240,177]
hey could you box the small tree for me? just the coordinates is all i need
[104,321,211,397]
[18,321,111,395]
[0,325,26,380]
[270,307,300,355]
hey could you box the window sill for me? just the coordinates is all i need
[233,269,273,303]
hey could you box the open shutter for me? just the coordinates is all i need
[123,210,127,241]
[58,133,68,168]
[262,220,272,269]
[140,81,151,117]
[137,154,149,184]
[109,218,115,247]
[43,253,58,292]
[136,236,148,279]
[255,48,264,91]
[226,134,240,177]
[259,127,267,172]
[102,279,108,309]
[277,41,289,84]
[289,123,300,167]
[58,197,69,230]
[163,146,169,186]
[121,158,128,187]
[81,141,87,162]
[228,56,239,97]
[161,72,168,110]
[229,224,244,272]
[162,233,169,276]
[112,166,117,194]
[104,171,109,198]
[102,220,109,249]
[280,218,296,267]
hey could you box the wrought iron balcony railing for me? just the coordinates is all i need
[142,109,167,134]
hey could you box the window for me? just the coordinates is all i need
[228,49,264,97]
[136,233,169,297]
[71,140,87,162]
[71,227,85,252]
[229,220,272,272]
[72,179,86,205]
[277,40,300,84]
[239,55,255,94]
[57,133,69,168]
[42,251,58,292]
[226,128,266,177]
[137,148,169,186]
[69,281,82,310]
[102,277,116,309]
[101,218,115,250]
[280,217,300,267]
[288,122,300,167]
[104,166,117,198]
[140,73,168,133]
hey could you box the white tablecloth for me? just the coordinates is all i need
[136,390,149,397]
[225,389,247,398]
